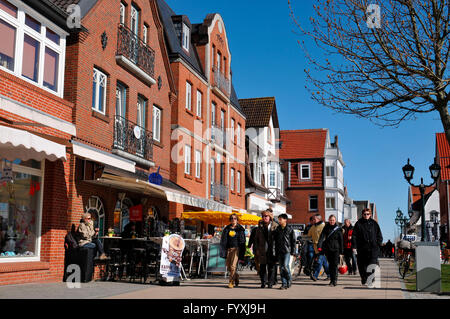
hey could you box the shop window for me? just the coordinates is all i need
[114,197,133,234]
[85,196,105,237]
[0,159,42,261]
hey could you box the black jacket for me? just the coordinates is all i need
[220,224,246,260]
[318,223,343,254]
[272,225,296,257]
[352,217,383,252]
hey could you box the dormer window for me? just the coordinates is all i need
[182,22,190,51]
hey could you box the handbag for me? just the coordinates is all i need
[338,255,348,274]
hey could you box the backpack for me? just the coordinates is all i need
[64,224,79,250]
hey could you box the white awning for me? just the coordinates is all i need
[0,125,66,161]
[71,140,135,173]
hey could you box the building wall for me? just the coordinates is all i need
[285,188,325,224]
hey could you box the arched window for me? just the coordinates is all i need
[85,196,105,237]
[114,197,134,233]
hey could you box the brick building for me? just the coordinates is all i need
[279,129,346,225]
[435,133,449,243]
[156,0,247,223]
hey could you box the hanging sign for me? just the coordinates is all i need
[148,167,162,185]
[129,204,143,221]
[1,165,13,183]
[160,234,185,280]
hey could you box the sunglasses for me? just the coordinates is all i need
[230,217,237,220]
[363,213,371,216]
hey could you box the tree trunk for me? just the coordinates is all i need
[437,103,450,148]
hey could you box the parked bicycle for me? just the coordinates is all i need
[397,247,415,279]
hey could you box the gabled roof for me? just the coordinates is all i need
[436,133,450,181]
[409,187,436,225]
[279,129,327,159]
[239,97,279,128]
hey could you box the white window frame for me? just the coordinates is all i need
[326,196,336,209]
[92,68,107,114]
[0,0,67,97]
[326,165,335,177]
[152,105,161,142]
[237,171,241,194]
[130,4,139,36]
[120,2,125,24]
[230,168,235,191]
[195,150,201,178]
[185,82,192,111]
[269,162,276,188]
[143,24,148,44]
[182,22,189,51]
[211,102,216,126]
[300,163,311,180]
[196,90,202,117]
[137,96,146,128]
[184,144,191,175]
[0,159,44,263]
[231,118,235,143]
[237,123,241,146]
[254,158,261,184]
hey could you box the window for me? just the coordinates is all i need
[237,123,241,146]
[210,158,215,185]
[0,1,66,95]
[211,102,216,126]
[143,24,148,44]
[309,195,318,211]
[196,90,202,117]
[130,5,139,36]
[230,168,235,191]
[269,162,276,187]
[195,150,201,178]
[120,2,125,24]
[326,196,336,209]
[0,159,43,261]
[280,173,284,194]
[184,145,191,175]
[300,164,311,180]
[254,158,261,184]
[182,23,189,51]
[237,171,241,194]
[231,118,235,143]
[137,96,146,129]
[185,82,192,111]
[92,68,107,114]
[217,51,221,71]
[326,165,335,177]
[152,105,161,142]
[115,83,126,117]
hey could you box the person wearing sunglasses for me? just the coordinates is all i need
[352,208,383,286]
[77,213,108,260]
[220,213,246,288]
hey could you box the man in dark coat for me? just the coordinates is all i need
[352,208,383,285]
[248,210,278,288]
[220,214,246,288]
[318,215,343,286]
[385,240,394,258]
[272,214,296,290]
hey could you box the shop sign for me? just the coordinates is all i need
[129,204,143,221]
[0,166,13,183]
[148,167,162,185]
[160,234,185,280]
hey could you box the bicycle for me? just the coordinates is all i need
[397,248,415,279]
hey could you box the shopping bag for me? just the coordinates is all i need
[338,255,348,274]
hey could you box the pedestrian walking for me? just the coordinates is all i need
[308,214,329,281]
[342,219,357,275]
[385,240,393,258]
[317,215,343,286]
[300,216,316,276]
[248,210,278,288]
[220,213,246,288]
[272,214,296,290]
[352,208,383,285]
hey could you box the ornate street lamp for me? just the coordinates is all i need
[401,158,441,241]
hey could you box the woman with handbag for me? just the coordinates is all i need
[318,215,343,286]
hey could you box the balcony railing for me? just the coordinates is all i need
[113,115,153,161]
[212,66,231,97]
[117,23,155,80]
[210,182,229,205]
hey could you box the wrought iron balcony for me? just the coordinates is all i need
[116,23,156,85]
[113,115,153,162]
[210,182,229,205]
[212,66,231,97]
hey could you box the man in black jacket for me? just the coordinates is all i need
[352,208,383,285]
[272,214,296,290]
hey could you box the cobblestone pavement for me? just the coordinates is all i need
[0,258,418,299]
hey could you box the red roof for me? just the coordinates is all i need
[436,133,450,180]
[279,129,327,159]
[410,185,435,204]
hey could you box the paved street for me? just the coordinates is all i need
[0,258,432,299]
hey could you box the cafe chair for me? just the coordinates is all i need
[128,248,146,283]
[106,248,124,281]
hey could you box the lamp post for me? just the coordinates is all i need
[395,208,410,240]
[402,158,441,241]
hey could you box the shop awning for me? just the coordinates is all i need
[0,125,66,161]
[182,211,261,226]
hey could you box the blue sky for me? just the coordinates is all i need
[166,0,442,241]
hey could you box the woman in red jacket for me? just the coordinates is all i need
[342,219,357,275]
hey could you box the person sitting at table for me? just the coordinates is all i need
[121,221,138,239]
[77,213,108,259]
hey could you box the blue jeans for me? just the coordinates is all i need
[83,238,105,256]
[306,244,315,268]
[278,253,291,287]
[313,254,329,279]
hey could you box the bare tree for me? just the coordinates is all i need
[289,0,450,144]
